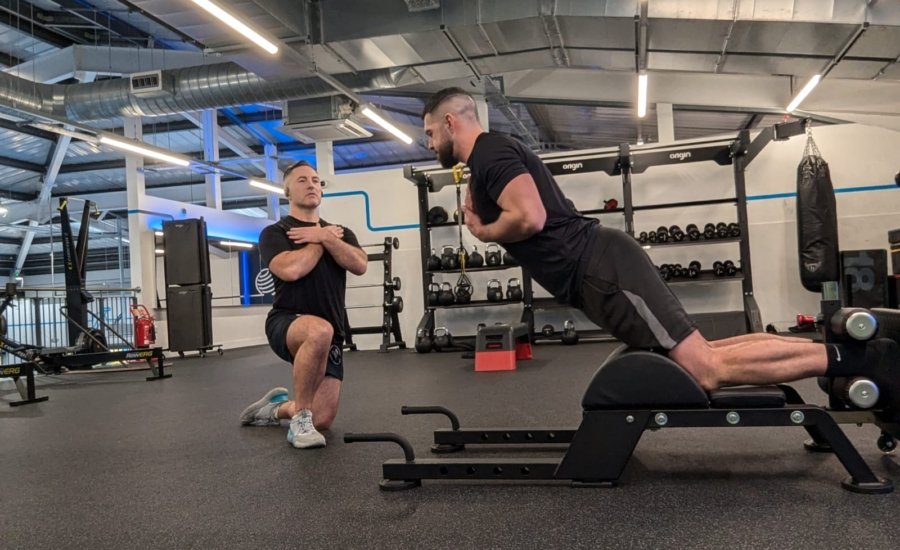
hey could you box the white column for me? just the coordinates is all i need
[264,143,281,220]
[315,141,335,181]
[657,102,675,143]
[202,109,222,209]
[474,94,490,131]
[124,116,157,307]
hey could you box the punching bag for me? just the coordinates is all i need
[797,130,839,292]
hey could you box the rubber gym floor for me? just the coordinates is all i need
[2,341,898,550]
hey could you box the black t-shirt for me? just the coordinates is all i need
[258,216,361,336]
[467,132,599,303]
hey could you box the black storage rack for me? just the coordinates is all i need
[404,120,807,345]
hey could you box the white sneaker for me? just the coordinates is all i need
[239,387,289,426]
[287,409,326,449]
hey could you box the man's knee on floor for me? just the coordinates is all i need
[314,405,337,430]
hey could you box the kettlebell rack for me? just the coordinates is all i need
[343,237,406,353]
[404,120,807,347]
[405,165,534,352]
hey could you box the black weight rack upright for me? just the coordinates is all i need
[344,237,406,353]
[404,120,807,344]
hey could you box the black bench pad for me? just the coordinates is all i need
[708,386,786,408]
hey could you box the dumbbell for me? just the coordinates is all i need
[716,222,729,239]
[713,261,725,277]
[703,223,716,239]
[638,231,649,244]
[727,223,741,238]
[685,224,701,241]
[648,231,658,243]
[688,260,701,278]
[486,279,504,302]
[655,226,669,243]
[723,260,737,276]
[386,296,403,312]
[561,320,579,345]
[453,209,464,223]
[658,264,672,281]
[506,278,524,301]
[438,282,455,305]
[432,327,453,351]
[668,225,685,242]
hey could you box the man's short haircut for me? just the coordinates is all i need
[283,159,315,180]
[422,87,477,120]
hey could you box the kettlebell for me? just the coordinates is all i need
[502,251,518,266]
[432,327,452,351]
[541,324,555,337]
[506,278,523,301]
[427,206,448,225]
[561,319,579,345]
[438,282,455,305]
[468,245,484,268]
[415,328,432,353]
[440,244,458,270]
[454,281,472,304]
[426,249,441,271]
[485,244,502,267]
[486,279,503,302]
[426,282,440,306]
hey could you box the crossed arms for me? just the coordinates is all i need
[269,225,368,281]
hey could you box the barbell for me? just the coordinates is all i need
[345,296,403,312]
[347,277,401,291]
[360,237,399,250]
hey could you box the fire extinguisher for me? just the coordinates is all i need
[131,304,156,348]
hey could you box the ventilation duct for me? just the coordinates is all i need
[0,62,420,122]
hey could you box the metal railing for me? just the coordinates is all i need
[1,287,137,365]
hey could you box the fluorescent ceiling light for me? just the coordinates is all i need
[154,231,164,236]
[249,178,285,195]
[0,205,7,216]
[220,241,254,249]
[786,74,822,113]
[191,0,279,55]
[99,136,191,167]
[361,106,413,145]
[637,73,648,119]
[155,248,165,254]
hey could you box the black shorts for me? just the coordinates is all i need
[577,226,696,350]
[265,310,344,381]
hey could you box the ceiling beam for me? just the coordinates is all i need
[0,0,77,48]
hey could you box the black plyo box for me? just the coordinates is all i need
[841,249,888,309]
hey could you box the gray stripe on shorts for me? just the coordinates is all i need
[622,290,678,349]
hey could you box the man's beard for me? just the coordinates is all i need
[436,140,456,168]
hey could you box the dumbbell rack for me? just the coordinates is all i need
[404,166,534,351]
[344,237,406,353]
[403,120,807,345]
